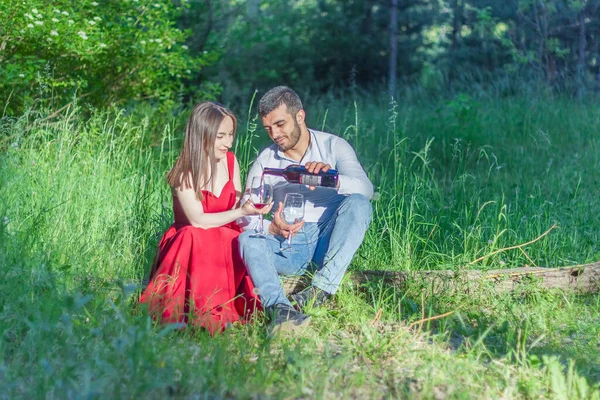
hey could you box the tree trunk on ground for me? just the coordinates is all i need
[282,262,600,296]
[388,0,398,97]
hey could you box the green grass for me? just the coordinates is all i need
[0,94,599,398]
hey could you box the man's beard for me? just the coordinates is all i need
[278,119,302,151]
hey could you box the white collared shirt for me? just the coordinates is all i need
[238,128,373,231]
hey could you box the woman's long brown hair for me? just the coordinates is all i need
[167,102,237,200]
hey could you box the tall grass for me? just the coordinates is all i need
[311,94,600,270]
[0,94,598,398]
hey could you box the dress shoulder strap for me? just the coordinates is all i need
[227,152,235,181]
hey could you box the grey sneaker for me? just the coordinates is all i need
[267,303,311,336]
[290,285,331,311]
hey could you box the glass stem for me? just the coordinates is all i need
[259,214,264,234]
[288,230,292,247]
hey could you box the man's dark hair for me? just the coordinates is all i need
[258,86,303,117]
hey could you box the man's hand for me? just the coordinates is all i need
[268,202,304,239]
[304,161,335,190]
[304,161,331,174]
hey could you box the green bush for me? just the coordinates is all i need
[0,0,217,114]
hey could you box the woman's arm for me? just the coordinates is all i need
[175,185,248,229]
[176,164,271,229]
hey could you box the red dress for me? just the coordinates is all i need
[140,152,260,334]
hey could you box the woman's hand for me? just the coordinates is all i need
[241,199,274,216]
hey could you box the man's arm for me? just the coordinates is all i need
[334,139,374,199]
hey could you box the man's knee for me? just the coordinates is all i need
[238,230,253,256]
[339,194,372,222]
[238,230,273,260]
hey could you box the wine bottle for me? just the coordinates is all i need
[263,165,339,188]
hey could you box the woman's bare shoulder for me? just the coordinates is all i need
[171,172,195,195]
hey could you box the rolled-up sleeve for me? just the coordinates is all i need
[335,139,374,199]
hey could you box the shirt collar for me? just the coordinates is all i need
[275,129,314,163]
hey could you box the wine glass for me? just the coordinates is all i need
[280,193,304,252]
[249,176,273,238]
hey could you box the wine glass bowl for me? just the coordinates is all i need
[280,193,304,252]
[283,206,304,224]
[249,176,273,238]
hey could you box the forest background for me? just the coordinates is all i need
[3,0,600,112]
[1,0,600,398]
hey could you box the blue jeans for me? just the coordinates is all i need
[238,194,372,308]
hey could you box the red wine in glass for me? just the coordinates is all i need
[249,176,273,237]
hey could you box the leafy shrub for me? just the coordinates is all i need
[0,0,218,114]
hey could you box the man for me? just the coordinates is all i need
[238,86,373,334]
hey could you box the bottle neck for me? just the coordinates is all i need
[263,167,285,176]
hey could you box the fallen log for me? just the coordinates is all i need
[282,262,600,295]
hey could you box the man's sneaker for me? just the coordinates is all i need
[290,286,331,311]
[267,303,311,336]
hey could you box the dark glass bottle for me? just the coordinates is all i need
[263,165,339,188]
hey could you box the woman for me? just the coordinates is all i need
[140,102,272,335]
